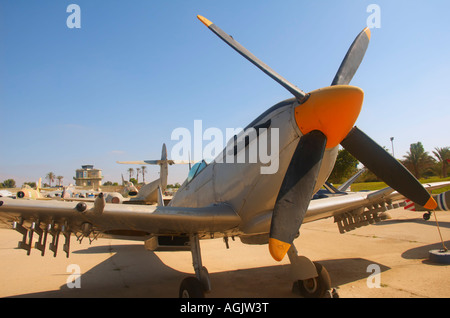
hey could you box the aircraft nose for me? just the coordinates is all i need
[294,85,364,149]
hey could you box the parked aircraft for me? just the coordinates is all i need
[0,16,443,298]
[313,167,367,199]
[16,178,52,200]
[0,190,15,199]
[403,188,450,220]
[59,144,181,205]
[118,143,193,205]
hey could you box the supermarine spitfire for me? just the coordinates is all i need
[0,15,445,298]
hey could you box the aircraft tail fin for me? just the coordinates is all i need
[116,143,195,191]
[160,144,168,191]
[337,167,367,192]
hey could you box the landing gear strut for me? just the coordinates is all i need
[178,236,337,298]
[179,234,211,298]
[288,245,336,298]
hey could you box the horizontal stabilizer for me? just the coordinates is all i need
[117,160,195,165]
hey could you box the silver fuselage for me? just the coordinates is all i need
[170,98,339,236]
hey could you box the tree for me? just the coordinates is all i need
[23,182,36,188]
[46,172,55,187]
[136,168,141,183]
[432,147,450,178]
[127,168,134,181]
[56,176,64,186]
[328,149,359,184]
[141,166,147,183]
[2,179,16,188]
[402,142,435,179]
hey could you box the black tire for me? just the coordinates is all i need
[295,262,331,298]
[179,277,205,298]
[423,212,431,221]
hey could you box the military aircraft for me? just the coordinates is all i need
[60,144,181,205]
[60,184,122,204]
[313,167,367,199]
[0,190,15,199]
[0,15,444,298]
[15,178,52,200]
[117,143,193,205]
[403,188,450,220]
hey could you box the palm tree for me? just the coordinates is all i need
[402,142,435,179]
[136,168,141,183]
[46,172,55,187]
[433,147,450,178]
[56,176,64,186]
[141,166,147,183]
[127,168,134,181]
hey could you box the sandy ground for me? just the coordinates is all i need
[0,207,449,298]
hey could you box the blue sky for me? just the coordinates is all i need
[1,1,449,186]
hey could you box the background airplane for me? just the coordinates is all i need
[58,144,184,205]
[313,167,367,199]
[117,143,194,205]
[15,178,53,200]
[404,189,450,220]
[0,16,446,298]
[0,190,15,199]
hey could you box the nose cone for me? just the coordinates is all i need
[294,85,364,149]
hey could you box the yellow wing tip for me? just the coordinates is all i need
[269,238,291,262]
[424,196,438,210]
[364,27,371,40]
[197,15,213,27]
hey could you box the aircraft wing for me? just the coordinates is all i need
[0,197,240,241]
[304,181,450,233]
[117,160,195,165]
[117,160,159,165]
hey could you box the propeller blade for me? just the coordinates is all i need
[269,85,364,262]
[197,15,307,101]
[341,127,437,210]
[269,130,327,261]
[331,28,371,86]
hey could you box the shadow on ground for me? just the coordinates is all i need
[8,244,390,298]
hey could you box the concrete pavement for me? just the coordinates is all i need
[0,208,449,298]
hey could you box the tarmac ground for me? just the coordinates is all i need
[0,207,449,298]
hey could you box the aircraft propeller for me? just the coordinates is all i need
[197,15,437,261]
[328,27,437,213]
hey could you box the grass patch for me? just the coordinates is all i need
[334,177,450,193]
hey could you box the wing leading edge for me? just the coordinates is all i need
[0,198,240,237]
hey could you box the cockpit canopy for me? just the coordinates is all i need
[186,160,207,183]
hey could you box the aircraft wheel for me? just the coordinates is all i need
[294,262,331,298]
[179,277,205,298]
[423,212,431,221]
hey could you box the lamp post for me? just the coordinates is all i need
[390,137,395,158]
